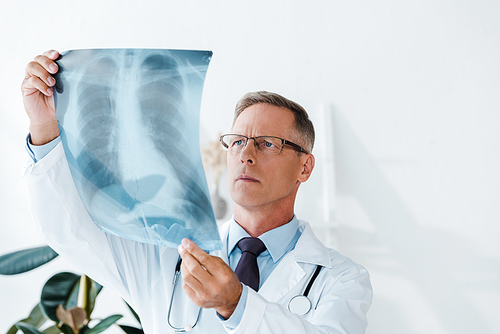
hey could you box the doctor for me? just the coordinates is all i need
[21,50,372,334]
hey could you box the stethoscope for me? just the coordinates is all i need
[167,257,323,332]
[167,257,202,333]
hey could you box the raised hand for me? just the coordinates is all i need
[178,238,243,320]
[21,50,60,145]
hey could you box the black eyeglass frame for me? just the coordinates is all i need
[219,134,309,155]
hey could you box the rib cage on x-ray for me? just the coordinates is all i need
[54,49,221,251]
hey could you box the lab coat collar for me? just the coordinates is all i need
[293,219,333,268]
[215,218,332,303]
[258,220,332,301]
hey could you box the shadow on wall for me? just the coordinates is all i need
[331,108,498,333]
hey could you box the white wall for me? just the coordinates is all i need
[1,1,499,333]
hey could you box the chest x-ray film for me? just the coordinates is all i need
[53,49,222,251]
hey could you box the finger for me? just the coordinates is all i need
[23,61,55,95]
[22,75,53,97]
[180,280,198,302]
[179,246,212,281]
[31,54,59,76]
[25,62,57,92]
[178,239,214,271]
[180,277,209,309]
[42,49,60,60]
[180,257,205,291]
[180,254,211,303]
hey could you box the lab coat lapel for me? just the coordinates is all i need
[258,251,305,302]
[258,221,332,302]
[292,222,332,268]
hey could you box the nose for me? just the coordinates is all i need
[239,138,257,164]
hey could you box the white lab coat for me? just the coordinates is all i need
[23,141,372,334]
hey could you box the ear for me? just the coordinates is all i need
[297,154,315,183]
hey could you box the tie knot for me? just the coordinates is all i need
[238,237,266,256]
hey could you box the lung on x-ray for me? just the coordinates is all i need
[53,49,221,251]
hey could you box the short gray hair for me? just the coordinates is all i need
[233,91,315,153]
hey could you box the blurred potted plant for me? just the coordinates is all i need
[0,246,142,334]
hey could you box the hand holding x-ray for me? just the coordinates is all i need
[22,50,61,145]
[22,49,222,251]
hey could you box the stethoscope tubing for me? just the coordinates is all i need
[167,257,202,333]
[303,265,322,297]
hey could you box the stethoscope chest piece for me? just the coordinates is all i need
[287,264,322,317]
[287,295,312,316]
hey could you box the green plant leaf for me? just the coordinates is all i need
[7,303,48,334]
[85,315,122,334]
[65,280,80,310]
[43,326,63,334]
[87,281,103,317]
[77,325,89,334]
[65,276,103,316]
[15,323,45,334]
[118,325,144,334]
[124,302,141,325]
[0,246,58,275]
[58,325,74,334]
[7,324,19,334]
[40,272,81,321]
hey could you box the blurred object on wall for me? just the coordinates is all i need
[202,134,228,219]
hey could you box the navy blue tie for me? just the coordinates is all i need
[234,237,267,291]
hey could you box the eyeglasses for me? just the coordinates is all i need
[219,134,309,155]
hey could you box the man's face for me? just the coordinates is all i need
[227,103,309,210]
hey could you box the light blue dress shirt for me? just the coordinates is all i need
[26,135,302,330]
[25,134,61,163]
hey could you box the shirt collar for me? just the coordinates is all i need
[227,215,300,263]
